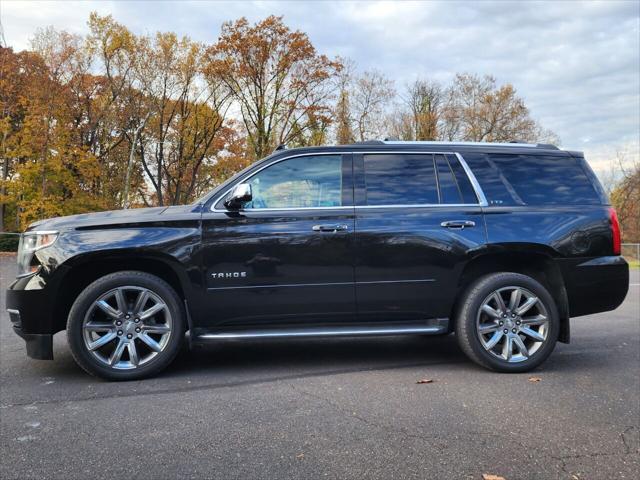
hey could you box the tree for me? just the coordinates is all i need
[133,32,231,206]
[610,151,640,243]
[443,74,554,143]
[404,79,443,140]
[351,70,395,142]
[206,16,342,159]
[333,58,355,145]
[0,47,22,231]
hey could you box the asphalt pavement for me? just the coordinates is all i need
[1,256,638,480]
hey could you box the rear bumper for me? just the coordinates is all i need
[560,256,629,317]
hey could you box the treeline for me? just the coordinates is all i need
[1,14,558,231]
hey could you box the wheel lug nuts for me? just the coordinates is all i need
[503,329,508,334]
[511,313,516,318]
[499,321,504,326]
[135,327,141,333]
[127,334,133,339]
[117,330,123,336]
[516,320,521,325]
[134,318,140,323]
[512,328,517,333]
[125,314,130,319]
[116,321,122,326]
[502,314,507,318]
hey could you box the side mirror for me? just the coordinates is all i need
[224,183,252,210]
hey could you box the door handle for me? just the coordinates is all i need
[312,224,349,233]
[440,220,476,230]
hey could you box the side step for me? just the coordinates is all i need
[194,319,449,341]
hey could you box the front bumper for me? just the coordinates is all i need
[7,308,53,360]
[6,283,57,360]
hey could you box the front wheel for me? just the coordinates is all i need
[455,272,560,373]
[67,271,185,381]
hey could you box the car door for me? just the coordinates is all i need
[199,153,356,328]
[354,151,487,322]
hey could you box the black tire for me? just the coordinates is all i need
[455,272,559,373]
[67,271,185,381]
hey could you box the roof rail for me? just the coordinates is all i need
[381,140,558,149]
[353,140,385,145]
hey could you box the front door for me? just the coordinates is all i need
[354,152,487,322]
[199,153,356,329]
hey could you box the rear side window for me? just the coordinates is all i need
[435,154,478,204]
[364,154,438,205]
[489,154,602,205]
[363,153,479,205]
[435,154,460,204]
[446,154,478,204]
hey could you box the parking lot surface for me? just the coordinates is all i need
[1,256,638,479]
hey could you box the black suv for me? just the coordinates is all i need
[6,141,629,380]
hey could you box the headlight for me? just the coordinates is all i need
[17,231,59,277]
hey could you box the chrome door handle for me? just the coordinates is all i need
[312,224,349,232]
[440,220,476,230]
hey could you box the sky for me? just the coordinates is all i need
[2,0,639,173]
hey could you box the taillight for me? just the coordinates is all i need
[609,207,621,255]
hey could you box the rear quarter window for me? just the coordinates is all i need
[489,154,602,205]
[461,152,603,206]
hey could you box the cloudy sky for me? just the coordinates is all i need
[2,0,639,172]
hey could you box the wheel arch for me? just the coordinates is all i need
[53,252,193,335]
[455,248,570,343]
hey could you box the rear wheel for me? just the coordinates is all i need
[455,272,559,372]
[67,271,185,381]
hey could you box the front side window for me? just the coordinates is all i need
[241,155,343,209]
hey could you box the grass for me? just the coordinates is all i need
[626,260,639,269]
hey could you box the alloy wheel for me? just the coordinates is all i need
[475,286,549,363]
[82,286,173,370]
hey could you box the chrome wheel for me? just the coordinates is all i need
[82,286,172,370]
[475,286,549,363]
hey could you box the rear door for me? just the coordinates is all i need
[354,151,487,322]
[199,153,356,328]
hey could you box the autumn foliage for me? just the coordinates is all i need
[1,13,559,231]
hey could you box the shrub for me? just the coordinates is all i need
[0,234,20,252]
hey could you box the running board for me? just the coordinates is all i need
[194,319,449,341]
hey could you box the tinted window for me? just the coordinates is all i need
[364,154,438,205]
[489,154,601,205]
[242,155,343,209]
[435,154,460,203]
[447,154,478,204]
[460,152,519,206]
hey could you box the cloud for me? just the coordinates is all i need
[2,0,638,164]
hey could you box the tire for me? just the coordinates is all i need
[455,272,559,373]
[67,271,185,381]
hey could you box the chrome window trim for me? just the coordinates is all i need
[209,150,488,212]
[455,152,489,206]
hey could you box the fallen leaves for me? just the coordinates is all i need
[528,376,542,383]
[482,474,506,480]
[416,378,434,384]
